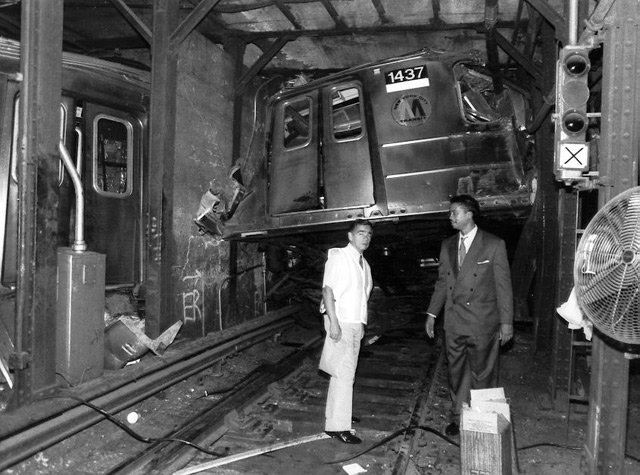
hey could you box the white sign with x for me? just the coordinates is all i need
[558,142,589,170]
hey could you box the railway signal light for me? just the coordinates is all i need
[554,45,591,183]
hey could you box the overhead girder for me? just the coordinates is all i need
[525,0,568,45]
[109,0,152,45]
[319,0,347,29]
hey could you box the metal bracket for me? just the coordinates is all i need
[9,351,31,370]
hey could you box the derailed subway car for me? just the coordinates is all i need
[220,49,533,240]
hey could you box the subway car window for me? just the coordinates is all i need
[330,86,363,141]
[283,97,311,150]
[93,115,132,197]
[454,64,501,123]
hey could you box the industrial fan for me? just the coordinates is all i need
[574,186,640,345]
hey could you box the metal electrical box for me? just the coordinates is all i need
[56,248,106,385]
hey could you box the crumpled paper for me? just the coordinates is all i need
[556,287,593,340]
[120,316,183,355]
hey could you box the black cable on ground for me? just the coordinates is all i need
[44,392,224,457]
[41,393,640,466]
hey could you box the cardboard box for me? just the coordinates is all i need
[461,388,518,474]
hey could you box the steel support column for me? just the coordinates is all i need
[10,0,63,408]
[146,0,178,338]
[551,188,577,401]
[532,20,559,352]
[226,38,246,170]
[582,0,640,472]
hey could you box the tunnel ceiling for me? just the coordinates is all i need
[0,0,576,78]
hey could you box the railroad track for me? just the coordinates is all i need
[6,295,441,474]
[0,307,300,472]
[172,297,439,475]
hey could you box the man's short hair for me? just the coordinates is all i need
[349,218,373,232]
[451,194,480,219]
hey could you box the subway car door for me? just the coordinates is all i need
[82,103,144,286]
[269,91,319,214]
[321,82,374,209]
[1,91,71,287]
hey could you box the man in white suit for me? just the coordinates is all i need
[319,219,373,444]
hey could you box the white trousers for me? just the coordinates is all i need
[323,318,364,432]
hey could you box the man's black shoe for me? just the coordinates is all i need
[325,431,362,444]
[445,422,460,437]
[351,416,360,424]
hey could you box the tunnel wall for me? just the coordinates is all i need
[171,32,263,337]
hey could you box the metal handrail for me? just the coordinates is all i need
[58,131,86,252]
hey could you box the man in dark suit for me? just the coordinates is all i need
[425,194,513,436]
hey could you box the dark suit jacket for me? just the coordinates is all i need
[427,228,513,336]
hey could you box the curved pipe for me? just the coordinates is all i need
[58,132,86,252]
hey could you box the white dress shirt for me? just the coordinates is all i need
[322,243,372,324]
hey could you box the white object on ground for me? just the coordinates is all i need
[343,462,367,474]
[126,411,139,424]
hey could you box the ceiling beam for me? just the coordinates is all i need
[510,0,525,44]
[108,0,152,45]
[370,0,390,25]
[484,0,503,93]
[274,0,302,29]
[228,19,527,41]
[238,35,291,92]
[494,30,543,83]
[525,0,568,45]
[431,0,443,25]
[170,0,222,47]
[319,0,346,29]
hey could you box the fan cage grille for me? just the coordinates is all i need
[574,186,640,345]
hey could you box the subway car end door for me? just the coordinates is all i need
[83,103,144,286]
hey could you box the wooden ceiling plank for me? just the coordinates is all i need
[524,0,567,45]
[170,0,222,47]
[108,0,152,45]
[232,19,525,40]
[495,29,543,83]
[274,0,302,29]
[319,0,347,29]
[238,35,290,92]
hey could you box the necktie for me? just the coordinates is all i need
[458,235,466,270]
[359,255,364,269]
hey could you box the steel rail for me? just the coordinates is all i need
[0,309,298,470]
[111,334,324,474]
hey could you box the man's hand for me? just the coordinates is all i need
[499,323,513,345]
[329,321,342,341]
[425,315,435,339]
